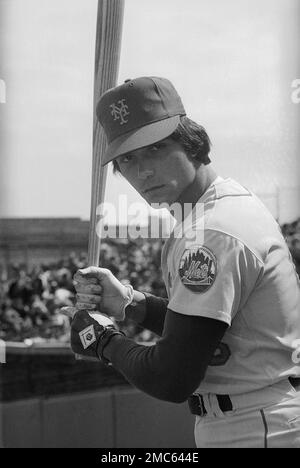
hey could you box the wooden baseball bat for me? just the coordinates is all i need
[76,0,125,361]
[89,0,125,266]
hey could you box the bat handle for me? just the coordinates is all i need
[75,301,97,361]
[74,278,101,361]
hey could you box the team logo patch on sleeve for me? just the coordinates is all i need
[178,245,217,293]
[79,325,96,349]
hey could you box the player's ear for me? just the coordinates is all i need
[188,153,201,167]
[112,159,122,175]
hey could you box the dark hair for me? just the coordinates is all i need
[112,116,211,174]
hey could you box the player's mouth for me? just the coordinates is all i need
[143,184,165,194]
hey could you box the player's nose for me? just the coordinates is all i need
[137,167,154,180]
[137,158,155,180]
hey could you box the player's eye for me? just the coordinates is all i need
[149,139,168,152]
[119,154,133,164]
[149,143,161,152]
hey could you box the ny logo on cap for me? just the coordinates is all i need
[110,99,130,125]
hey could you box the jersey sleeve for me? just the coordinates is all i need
[167,229,264,325]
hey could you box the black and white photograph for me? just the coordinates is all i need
[0,0,299,450]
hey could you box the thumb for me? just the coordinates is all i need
[61,306,77,319]
[75,267,111,282]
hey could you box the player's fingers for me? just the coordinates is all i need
[76,293,101,305]
[74,282,102,295]
[73,275,98,285]
[75,267,111,283]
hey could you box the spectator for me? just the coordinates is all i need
[0,224,298,343]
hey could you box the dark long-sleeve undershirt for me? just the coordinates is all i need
[103,307,228,403]
[140,292,169,336]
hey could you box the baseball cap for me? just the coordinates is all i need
[96,76,186,165]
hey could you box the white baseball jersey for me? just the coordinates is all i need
[161,177,300,395]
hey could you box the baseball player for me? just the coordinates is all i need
[63,77,300,448]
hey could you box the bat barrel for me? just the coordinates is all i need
[88,0,125,267]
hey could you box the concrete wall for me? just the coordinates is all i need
[0,387,195,448]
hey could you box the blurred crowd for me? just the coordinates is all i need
[0,218,299,345]
[0,239,165,344]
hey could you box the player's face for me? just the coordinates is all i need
[115,138,197,206]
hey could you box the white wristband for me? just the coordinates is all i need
[121,284,134,314]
